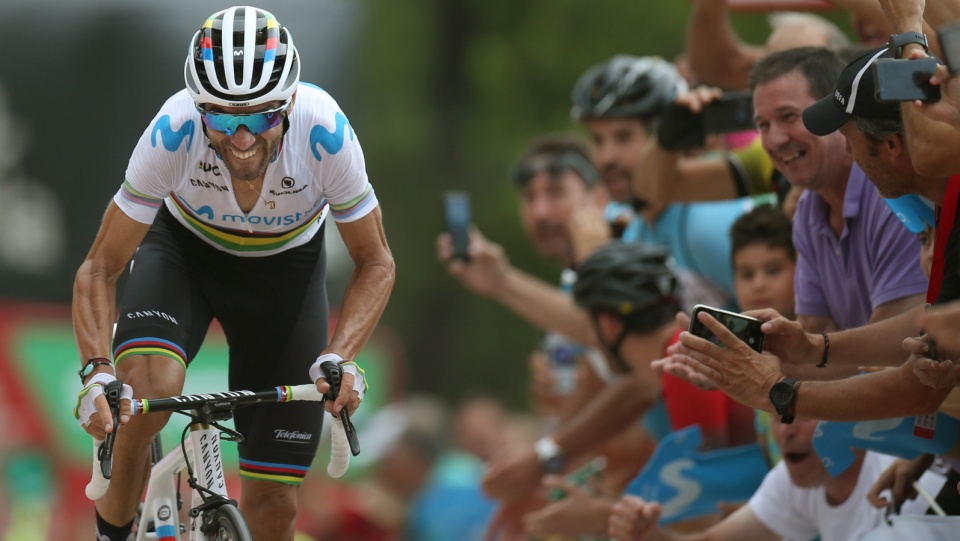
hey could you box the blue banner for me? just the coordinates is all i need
[624,425,769,524]
[813,414,960,477]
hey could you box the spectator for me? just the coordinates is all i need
[515,241,756,540]
[673,46,959,423]
[607,416,948,541]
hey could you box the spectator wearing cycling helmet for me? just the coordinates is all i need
[515,241,756,539]
[73,7,395,541]
[572,55,778,310]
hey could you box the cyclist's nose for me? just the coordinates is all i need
[230,125,257,150]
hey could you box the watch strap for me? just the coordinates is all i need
[770,377,800,424]
[888,32,928,58]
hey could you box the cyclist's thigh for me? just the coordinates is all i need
[210,229,329,485]
[113,207,214,393]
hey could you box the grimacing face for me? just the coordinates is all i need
[753,71,850,191]
[203,100,289,182]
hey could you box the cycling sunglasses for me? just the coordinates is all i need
[197,102,289,136]
[510,152,599,187]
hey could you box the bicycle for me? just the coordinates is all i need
[86,361,360,540]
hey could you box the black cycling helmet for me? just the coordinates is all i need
[574,241,681,371]
[570,55,687,121]
[185,6,300,108]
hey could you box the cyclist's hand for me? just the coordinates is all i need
[310,353,366,416]
[74,373,133,440]
[327,370,361,416]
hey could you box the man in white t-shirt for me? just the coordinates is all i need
[608,416,945,541]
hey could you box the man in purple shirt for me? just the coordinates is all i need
[750,47,926,333]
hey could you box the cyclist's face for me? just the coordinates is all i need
[754,71,851,191]
[518,170,594,261]
[204,101,288,182]
[771,416,830,488]
[585,118,649,204]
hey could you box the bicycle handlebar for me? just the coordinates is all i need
[86,362,360,501]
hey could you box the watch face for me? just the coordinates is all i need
[770,382,794,407]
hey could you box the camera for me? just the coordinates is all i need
[873,58,940,103]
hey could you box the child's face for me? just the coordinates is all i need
[918,226,934,280]
[733,244,796,317]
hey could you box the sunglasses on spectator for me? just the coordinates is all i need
[197,102,289,136]
[510,152,600,187]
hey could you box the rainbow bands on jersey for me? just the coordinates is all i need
[197,101,288,136]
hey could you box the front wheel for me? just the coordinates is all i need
[207,504,252,541]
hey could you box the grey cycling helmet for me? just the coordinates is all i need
[185,6,300,107]
[570,55,687,121]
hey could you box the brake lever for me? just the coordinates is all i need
[99,380,124,479]
[320,361,361,456]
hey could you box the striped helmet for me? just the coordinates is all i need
[184,6,300,107]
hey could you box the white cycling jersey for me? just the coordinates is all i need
[115,83,378,257]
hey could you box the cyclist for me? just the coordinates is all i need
[72,6,395,541]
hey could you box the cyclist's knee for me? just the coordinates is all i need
[241,481,297,526]
[116,354,185,397]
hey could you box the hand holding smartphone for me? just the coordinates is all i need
[443,191,472,261]
[688,304,765,353]
[873,58,941,103]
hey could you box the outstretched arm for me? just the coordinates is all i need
[686,0,762,89]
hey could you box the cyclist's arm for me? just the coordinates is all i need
[74,202,152,377]
[492,266,597,347]
[327,206,395,361]
[685,0,760,90]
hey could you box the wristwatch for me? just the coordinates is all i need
[888,32,928,58]
[535,436,566,474]
[769,377,800,424]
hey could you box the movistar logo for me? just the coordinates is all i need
[310,112,354,161]
[152,116,195,152]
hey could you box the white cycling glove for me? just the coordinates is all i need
[74,372,133,429]
[309,353,367,402]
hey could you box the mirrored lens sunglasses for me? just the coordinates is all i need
[197,103,289,136]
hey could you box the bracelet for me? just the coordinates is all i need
[817,332,830,368]
[78,357,114,382]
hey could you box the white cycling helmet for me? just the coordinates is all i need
[184,6,300,108]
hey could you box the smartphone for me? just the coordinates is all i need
[443,191,471,261]
[702,91,756,134]
[688,304,765,353]
[873,58,941,103]
[938,21,960,74]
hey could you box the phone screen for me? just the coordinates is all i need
[444,191,471,261]
[689,305,765,353]
[873,58,940,103]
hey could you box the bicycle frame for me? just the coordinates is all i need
[88,378,359,541]
[138,423,226,541]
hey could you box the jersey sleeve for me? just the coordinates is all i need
[115,95,194,224]
[310,106,378,223]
